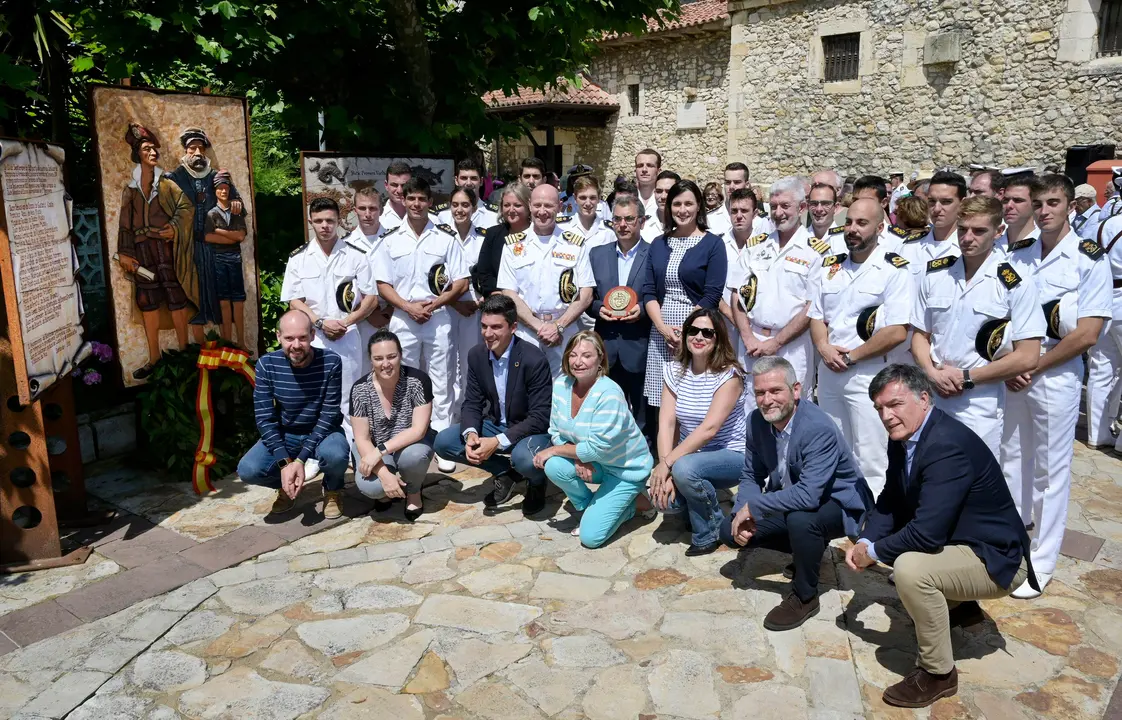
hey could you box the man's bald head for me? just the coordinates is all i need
[277,310,314,366]
[279,309,314,336]
[843,198,884,255]
[529,183,561,234]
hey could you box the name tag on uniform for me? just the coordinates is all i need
[551,250,577,262]
[785,256,811,268]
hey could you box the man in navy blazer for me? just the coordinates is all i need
[723,357,874,631]
[434,295,553,516]
[848,364,1035,709]
[586,195,653,438]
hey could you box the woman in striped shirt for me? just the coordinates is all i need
[649,307,747,556]
[534,331,654,548]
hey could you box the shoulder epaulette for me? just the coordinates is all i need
[889,224,908,238]
[885,251,909,268]
[997,261,1022,289]
[1079,239,1105,260]
[562,230,585,247]
[555,214,573,224]
[808,236,831,255]
[436,223,455,236]
[1008,237,1036,252]
[344,240,367,253]
[828,225,845,235]
[289,242,309,258]
[756,208,768,218]
[747,232,769,248]
[822,253,847,267]
[505,232,525,245]
[484,200,498,212]
[475,226,488,236]
[433,201,449,212]
[378,228,394,239]
[926,255,957,272]
[902,228,928,243]
[603,219,614,229]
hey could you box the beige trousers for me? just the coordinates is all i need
[893,545,1028,674]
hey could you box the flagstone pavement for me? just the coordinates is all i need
[2,442,1122,719]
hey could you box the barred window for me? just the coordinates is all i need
[628,84,640,116]
[822,33,860,82]
[1101,0,1122,57]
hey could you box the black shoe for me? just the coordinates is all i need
[485,471,520,507]
[782,562,796,580]
[684,541,720,557]
[403,504,424,522]
[132,363,155,380]
[948,600,985,628]
[522,482,546,517]
[373,499,394,513]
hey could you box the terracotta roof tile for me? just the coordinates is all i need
[604,0,728,41]
[483,77,619,110]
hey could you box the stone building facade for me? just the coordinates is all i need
[490,0,1121,187]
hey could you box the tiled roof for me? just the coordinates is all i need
[483,78,619,110]
[603,0,728,41]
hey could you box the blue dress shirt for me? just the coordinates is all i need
[617,241,641,286]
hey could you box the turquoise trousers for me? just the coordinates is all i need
[545,457,648,548]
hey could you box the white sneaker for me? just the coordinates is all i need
[437,457,457,473]
[303,458,321,479]
[1011,572,1051,599]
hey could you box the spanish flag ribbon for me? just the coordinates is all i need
[192,342,256,494]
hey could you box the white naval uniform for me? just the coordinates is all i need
[897,228,959,279]
[1073,204,1101,240]
[560,216,615,250]
[640,214,664,244]
[1103,193,1122,219]
[996,226,1041,258]
[381,204,437,231]
[372,220,470,432]
[707,205,773,239]
[808,247,914,497]
[727,226,830,412]
[912,252,1046,448]
[342,225,394,377]
[449,224,489,417]
[561,197,610,223]
[639,189,657,224]
[435,202,499,231]
[497,226,595,377]
[1001,230,1112,576]
[1087,214,1122,448]
[281,238,377,443]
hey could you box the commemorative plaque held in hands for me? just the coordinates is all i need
[605,286,639,317]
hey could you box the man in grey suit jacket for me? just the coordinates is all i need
[722,356,874,631]
[586,195,653,439]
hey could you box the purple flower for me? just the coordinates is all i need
[82,370,102,385]
[90,342,114,363]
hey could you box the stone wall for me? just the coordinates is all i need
[728,0,1122,182]
[590,32,732,186]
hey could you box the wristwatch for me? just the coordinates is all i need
[313,318,325,330]
[376,442,388,453]
[962,369,975,390]
[555,321,566,335]
[842,352,855,367]
[277,457,303,468]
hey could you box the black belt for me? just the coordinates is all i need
[1114,279,1122,289]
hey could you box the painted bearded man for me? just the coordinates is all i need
[166,127,244,343]
[116,123,196,379]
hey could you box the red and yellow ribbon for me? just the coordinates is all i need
[192,341,256,494]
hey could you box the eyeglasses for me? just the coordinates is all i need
[808,201,835,208]
[612,215,639,225]
[684,326,716,339]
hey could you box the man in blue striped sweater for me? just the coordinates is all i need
[237,310,350,518]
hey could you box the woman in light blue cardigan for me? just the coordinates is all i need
[533,331,654,548]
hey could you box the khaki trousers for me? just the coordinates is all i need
[893,545,1028,674]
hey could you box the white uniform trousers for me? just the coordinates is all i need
[1086,321,1122,447]
[450,309,481,423]
[1000,357,1081,576]
[312,326,365,445]
[515,322,580,379]
[740,329,813,415]
[935,384,1003,450]
[816,359,890,498]
[388,307,454,432]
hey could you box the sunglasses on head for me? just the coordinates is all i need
[684,326,716,339]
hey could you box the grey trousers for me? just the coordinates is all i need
[352,431,435,499]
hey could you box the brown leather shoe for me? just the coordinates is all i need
[883,667,958,708]
[322,490,343,520]
[763,592,820,631]
[269,490,295,515]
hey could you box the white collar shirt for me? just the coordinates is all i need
[898,228,959,277]
[372,219,470,303]
[496,225,595,315]
[731,226,829,331]
[808,245,914,351]
[561,216,615,249]
[280,237,376,321]
[436,203,499,230]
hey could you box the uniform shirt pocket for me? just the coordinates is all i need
[926,295,953,336]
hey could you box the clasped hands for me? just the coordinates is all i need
[536,320,563,346]
[597,304,641,323]
[928,364,966,398]
[280,460,306,500]
[647,461,677,510]
[844,541,877,571]
[464,433,500,464]
[405,299,436,324]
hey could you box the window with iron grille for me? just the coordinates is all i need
[1102,0,1122,57]
[822,33,861,82]
[628,84,640,116]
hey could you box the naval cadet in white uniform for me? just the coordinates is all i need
[282,197,379,442]
[434,159,499,230]
[897,171,965,275]
[911,196,1045,449]
[729,179,832,409]
[1091,211,1122,449]
[560,175,614,249]
[372,178,470,435]
[341,186,394,369]
[445,186,490,415]
[809,198,913,498]
[498,184,594,376]
[1001,175,1112,599]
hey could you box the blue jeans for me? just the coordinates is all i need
[237,430,350,491]
[666,449,745,546]
[434,421,551,485]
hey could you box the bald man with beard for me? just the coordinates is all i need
[497,184,595,376]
